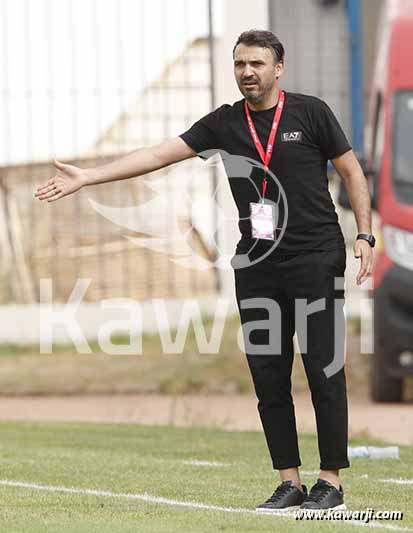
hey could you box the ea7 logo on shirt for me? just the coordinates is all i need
[282,131,303,142]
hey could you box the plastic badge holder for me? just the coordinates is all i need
[249,200,279,241]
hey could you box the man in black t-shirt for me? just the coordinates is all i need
[178,30,375,513]
[35,28,374,515]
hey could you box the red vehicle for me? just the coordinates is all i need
[363,0,413,402]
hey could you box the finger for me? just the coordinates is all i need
[53,158,69,171]
[356,253,368,284]
[355,250,363,283]
[47,190,65,202]
[36,186,58,200]
[37,187,61,201]
[35,180,56,193]
[36,183,58,197]
[359,260,368,284]
[365,257,374,280]
[363,252,374,277]
[359,271,371,285]
[358,270,367,285]
[35,179,55,196]
[37,192,52,201]
[358,254,372,285]
[45,187,62,200]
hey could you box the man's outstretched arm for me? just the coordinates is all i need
[34,137,196,203]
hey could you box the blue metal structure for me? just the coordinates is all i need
[347,0,364,156]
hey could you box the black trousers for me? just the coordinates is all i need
[233,247,350,471]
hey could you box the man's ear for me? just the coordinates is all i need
[275,62,284,79]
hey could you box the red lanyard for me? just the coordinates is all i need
[244,90,285,200]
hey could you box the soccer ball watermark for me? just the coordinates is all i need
[88,150,288,271]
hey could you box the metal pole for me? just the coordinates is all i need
[347,0,364,156]
[268,0,275,32]
[207,0,221,293]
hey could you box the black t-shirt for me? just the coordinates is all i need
[179,91,351,256]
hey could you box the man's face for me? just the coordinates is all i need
[233,44,283,105]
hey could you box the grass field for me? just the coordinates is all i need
[0,421,411,532]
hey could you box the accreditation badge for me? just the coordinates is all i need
[244,91,284,242]
[249,201,276,241]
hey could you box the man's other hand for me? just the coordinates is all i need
[354,239,374,285]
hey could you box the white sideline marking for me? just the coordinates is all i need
[379,479,413,485]
[0,480,411,531]
[0,480,260,515]
[182,460,229,467]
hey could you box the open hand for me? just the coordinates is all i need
[34,159,89,202]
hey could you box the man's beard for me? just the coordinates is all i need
[244,91,263,105]
[241,80,274,104]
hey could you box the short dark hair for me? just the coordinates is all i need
[233,29,285,64]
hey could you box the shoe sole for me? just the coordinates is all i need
[256,505,301,513]
[300,504,347,512]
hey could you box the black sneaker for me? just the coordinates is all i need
[299,478,346,510]
[256,480,307,512]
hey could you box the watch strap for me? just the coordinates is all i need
[356,233,375,247]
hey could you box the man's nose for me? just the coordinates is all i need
[244,64,254,77]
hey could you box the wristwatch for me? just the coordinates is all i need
[356,233,376,248]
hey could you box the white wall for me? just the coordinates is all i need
[215,0,269,107]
